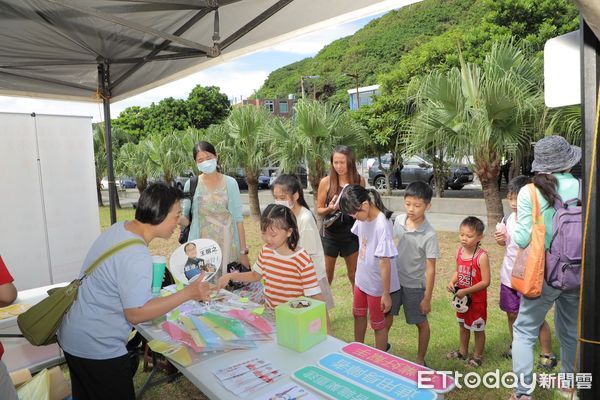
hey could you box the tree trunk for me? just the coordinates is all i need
[384,170,393,196]
[136,177,148,194]
[246,169,261,217]
[475,156,503,227]
[96,179,104,207]
[308,158,324,196]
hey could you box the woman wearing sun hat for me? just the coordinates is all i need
[509,135,582,400]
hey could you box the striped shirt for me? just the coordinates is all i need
[252,245,321,308]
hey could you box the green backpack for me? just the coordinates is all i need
[17,238,145,346]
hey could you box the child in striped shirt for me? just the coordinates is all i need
[218,204,323,308]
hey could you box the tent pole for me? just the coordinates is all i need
[98,63,117,225]
[580,17,599,400]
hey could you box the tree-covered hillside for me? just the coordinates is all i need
[254,0,578,106]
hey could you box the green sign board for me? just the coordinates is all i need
[292,365,390,400]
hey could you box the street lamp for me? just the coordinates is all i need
[301,75,320,99]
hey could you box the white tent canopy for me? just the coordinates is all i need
[0,0,421,223]
[0,0,420,102]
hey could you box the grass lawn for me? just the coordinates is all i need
[97,207,562,399]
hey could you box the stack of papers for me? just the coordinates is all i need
[213,358,283,397]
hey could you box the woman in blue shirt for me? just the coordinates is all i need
[510,136,581,400]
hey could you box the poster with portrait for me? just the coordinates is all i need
[169,238,222,284]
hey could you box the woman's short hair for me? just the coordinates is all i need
[135,183,184,225]
[193,141,217,160]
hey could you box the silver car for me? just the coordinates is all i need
[368,154,473,190]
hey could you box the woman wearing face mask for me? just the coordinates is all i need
[271,174,334,332]
[179,141,250,277]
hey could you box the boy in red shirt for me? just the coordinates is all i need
[446,217,490,368]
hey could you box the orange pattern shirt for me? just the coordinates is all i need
[252,246,321,308]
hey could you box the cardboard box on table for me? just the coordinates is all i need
[275,297,326,352]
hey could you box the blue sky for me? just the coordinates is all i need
[0,15,380,122]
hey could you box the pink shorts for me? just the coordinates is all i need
[456,302,487,331]
[353,285,386,330]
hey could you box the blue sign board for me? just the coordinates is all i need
[318,353,436,400]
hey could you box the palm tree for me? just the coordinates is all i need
[266,100,366,194]
[115,142,153,193]
[145,132,189,185]
[409,40,544,226]
[207,105,272,217]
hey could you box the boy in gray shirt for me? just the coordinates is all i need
[390,182,439,366]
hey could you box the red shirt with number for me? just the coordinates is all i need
[0,256,15,359]
[455,246,487,303]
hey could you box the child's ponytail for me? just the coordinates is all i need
[367,188,393,219]
[339,185,393,219]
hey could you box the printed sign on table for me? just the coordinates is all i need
[169,238,222,284]
[319,353,436,400]
[292,366,389,400]
[341,342,454,393]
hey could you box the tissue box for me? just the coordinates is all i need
[275,297,326,352]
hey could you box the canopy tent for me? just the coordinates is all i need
[0,0,421,223]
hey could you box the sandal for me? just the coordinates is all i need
[446,349,466,360]
[538,353,558,371]
[466,356,483,368]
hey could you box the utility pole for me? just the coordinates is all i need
[300,75,320,100]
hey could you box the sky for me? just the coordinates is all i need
[0,14,380,122]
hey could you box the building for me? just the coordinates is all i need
[241,96,298,118]
[348,84,380,110]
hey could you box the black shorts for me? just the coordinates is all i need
[321,234,359,258]
[65,351,135,400]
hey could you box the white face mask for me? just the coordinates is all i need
[273,199,292,209]
[197,158,217,174]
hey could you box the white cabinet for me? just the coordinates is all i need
[0,112,100,290]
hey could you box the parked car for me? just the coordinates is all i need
[267,166,309,189]
[368,154,474,190]
[228,168,271,190]
[119,177,136,189]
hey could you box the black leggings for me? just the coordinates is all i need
[65,351,135,400]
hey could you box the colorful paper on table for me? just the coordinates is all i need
[168,308,181,321]
[319,353,436,400]
[162,321,204,352]
[228,309,273,334]
[292,366,389,400]
[239,297,249,303]
[0,303,31,319]
[180,316,207,348]
[259,383,319,400]
[213,358,283,396]
[190,315,223,346]
[147,339,192,366]
[203,311,245,337]
[341,342,454,393]
[252,306,264,315]
[197,315,237,341]
[127,329,137,342]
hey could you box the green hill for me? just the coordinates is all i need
[255,0,578,105]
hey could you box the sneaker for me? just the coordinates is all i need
[538,353,557,371]
[385,343,392,353]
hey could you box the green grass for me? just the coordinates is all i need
[93,210,564,399]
